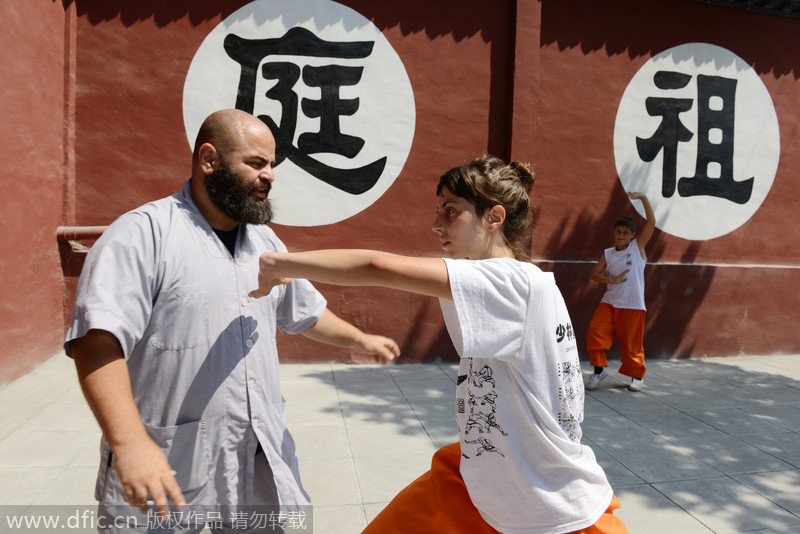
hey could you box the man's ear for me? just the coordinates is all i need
[198,143,217,175]
[486,205,506,232]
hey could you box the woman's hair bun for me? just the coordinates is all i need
[509,161,535,187]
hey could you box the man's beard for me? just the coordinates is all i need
[205,160,273,225]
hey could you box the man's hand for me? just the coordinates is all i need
[113,438,185,516]
[351,333,401,363]
[627,191,647,200]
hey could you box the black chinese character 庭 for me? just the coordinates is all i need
[225,27,387,195]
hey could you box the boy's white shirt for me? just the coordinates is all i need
[440,257,613,534]
[601,240,647,311]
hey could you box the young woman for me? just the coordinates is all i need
[250,156,628,533]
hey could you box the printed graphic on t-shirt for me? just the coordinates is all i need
[555,321,584,442]
[458,359,507,459]
[607,249,632,278]
[557,359,584,442]
[464,436,506,457]
[472,364,496,388]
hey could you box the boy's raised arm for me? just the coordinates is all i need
[628,192,656,253]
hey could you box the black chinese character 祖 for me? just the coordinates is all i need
[636,71,753,205]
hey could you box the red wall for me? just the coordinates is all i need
[65,0,518,364]
[2,0,799,384]
[535,0,800,358]
[0,0,70,386]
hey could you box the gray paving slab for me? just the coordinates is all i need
[680,380,778,409]
[745,528,800,534]
[587,443,645,487]
[337,391,413,425]
[737,432,800,468]
[290,423,352,461]
[580,412,659,445]
[739,404,800,432]
[298,456,362,507]
[614,484,714,534]
[738,383,800,405]
[309,505,367,534]
[624,407,730,441]
[352,453,432,504]
[733,469,800,517]
[394,376,455,401]
[685,407,790,436]
[653,477,800,533]
[707,355,800,379]
[0,467,64,505]
[642,381,738,412]
[669,435,795,476]
[344,421,437,457]
[583,394,622,418]
[387,364,455,383]
[593,435,724,483]
[1,353,799,533]
[417,417,458,449]
[586,383,674,414]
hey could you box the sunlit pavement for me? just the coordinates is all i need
[2,353,798,533]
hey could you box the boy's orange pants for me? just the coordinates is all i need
[362,443,628,534]
[586,302,646,379]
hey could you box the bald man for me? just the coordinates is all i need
[67,109,399,532]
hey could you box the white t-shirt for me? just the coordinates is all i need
[600,241,647,311]
[440,257,613,534]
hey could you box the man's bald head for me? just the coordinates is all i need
[192,109,272,161]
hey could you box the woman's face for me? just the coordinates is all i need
[432,187,492,259]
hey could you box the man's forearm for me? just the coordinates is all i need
[71,329,186,512]
[303,308,384,348]
[71,330,150,450]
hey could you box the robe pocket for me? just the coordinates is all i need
[145,419,211,493]
[148,285,209,350]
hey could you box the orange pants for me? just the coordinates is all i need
[587,303,646,379]
[362,443,628,534]
[566,495,628,534]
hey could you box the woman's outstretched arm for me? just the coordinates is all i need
[250,249,452,300]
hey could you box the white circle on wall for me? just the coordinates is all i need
[183,0,415,227]
[613,42,779,241]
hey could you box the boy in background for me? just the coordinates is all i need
[586,192,655,392]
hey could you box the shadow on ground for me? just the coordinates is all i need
[290,356,800,533]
